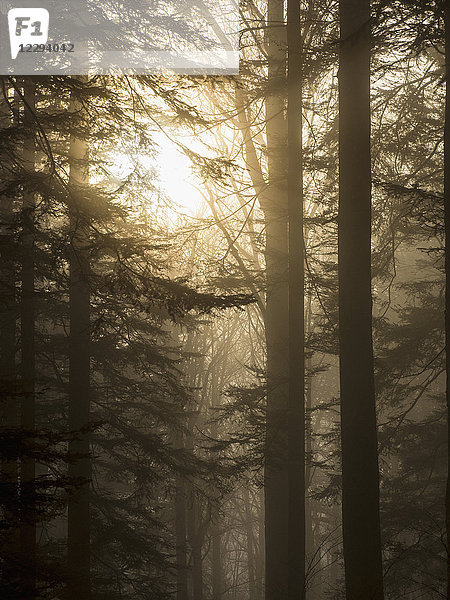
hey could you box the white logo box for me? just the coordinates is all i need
[0,0,239,75]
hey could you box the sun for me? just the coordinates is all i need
[155,134,205,217]
[106,130,206,222]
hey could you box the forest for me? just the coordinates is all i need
[0,0,449,599]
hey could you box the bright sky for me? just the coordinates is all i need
[154,133,205,217]
[107,130,206,222]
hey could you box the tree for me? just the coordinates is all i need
[444,0,450,596]
[263,0,291,596]
[338,1,384,599]
[20,76,37,600]
[67,77,91,600]
[287,0,305,597]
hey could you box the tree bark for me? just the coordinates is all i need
[338,1,384,599]
[67,80,91,600]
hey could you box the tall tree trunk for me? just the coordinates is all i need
[264,0,306,596]
[287,0,305,596]
[444,2,450,596]
[264,1,289,597]
[0,82,20,598]
[67,81,91,600]
[20,77,37,599]
[338,2,384,599]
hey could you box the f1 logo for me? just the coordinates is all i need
[8,8,49,59]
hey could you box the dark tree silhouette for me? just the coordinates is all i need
[263,1,290,598]
[20,77,37,600]
[67,80,91,600]
[338,1,384,598]
[287,0,305,597]
[444,1,450,596]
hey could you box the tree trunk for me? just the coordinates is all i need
[264,1,289,598]
[20,77,37,599]
[287,0,305,596]
[338,2,384,599]
[67,80,91,600]
[444,2,450,597]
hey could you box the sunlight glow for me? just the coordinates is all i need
[155,134,205,217]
